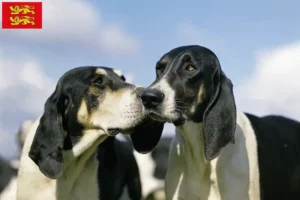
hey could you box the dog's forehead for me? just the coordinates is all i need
[160,45,216,62]
[60,67,95,83]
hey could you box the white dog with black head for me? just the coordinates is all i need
[17,66,164,200]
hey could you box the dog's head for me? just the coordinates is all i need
[29,66,164,179]
[141,45,236,160]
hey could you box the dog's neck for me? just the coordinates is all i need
[55,130,108,200]
[176,121,209,175]
[63,130,108,168]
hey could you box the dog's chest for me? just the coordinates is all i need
[58,153,100,200]
[179,159,221,200]
[168,120,255,200]
[175,148,251,200]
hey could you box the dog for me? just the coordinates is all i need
[17,120,34,155]
[17,66,164,200]
[139,45,300,200]
[0,156,18,200]
[0,120,34,200]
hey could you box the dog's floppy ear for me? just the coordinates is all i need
[130,119,164,154]
[203,70,236,161]
[97,137,118,171]
[29,85,66,179]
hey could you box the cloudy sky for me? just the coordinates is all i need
[0,0,300,159]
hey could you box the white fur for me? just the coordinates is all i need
[17,118,108,200]
[95,68,107,75]
[165,111,260,200]
[18,120,34,147]
[113,69,123,77]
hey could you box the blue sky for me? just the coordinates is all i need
[1,0,300,159]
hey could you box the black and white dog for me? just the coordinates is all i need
[140,45,300,200]
[0,156,18,200]
[0,120,34,200]
[17,67,164,200]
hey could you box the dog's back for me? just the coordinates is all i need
[246,113,300,200]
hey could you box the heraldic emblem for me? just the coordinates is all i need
[2,2,42,29]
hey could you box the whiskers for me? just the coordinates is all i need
[175,99,187,106]
[175,99,188,111]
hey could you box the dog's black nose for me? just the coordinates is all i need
[141,89,165,108]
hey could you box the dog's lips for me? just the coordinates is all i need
[120,128,134,135]
[173,118,186,126]
[147,110,186,125]
[107,128,121,136]
[107,115,146,135]
[147,112,167,122]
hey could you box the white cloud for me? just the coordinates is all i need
[0,53,56,115]
[0,50,55,158]
[176,20,225,51]
[0,0,140,55]
[235,41,300,120]
[99,25,140,55]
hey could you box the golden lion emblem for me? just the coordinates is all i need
[10,16,35,26]
[10,5,35,15]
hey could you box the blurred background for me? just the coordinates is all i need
[0,0,299,198]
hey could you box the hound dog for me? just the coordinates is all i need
[0,121,34,200]
[17,66,164,200]
[139,45,300,200]
[0,156,18,200]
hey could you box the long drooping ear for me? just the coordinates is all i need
[97,136,118,171]
[29,85,66,179]
[130,118,164,154]
[203,70,237,161]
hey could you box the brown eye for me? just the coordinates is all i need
[185,65,197,71]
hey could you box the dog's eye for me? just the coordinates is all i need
[94,76,103,85]
[156,64,166,72]
[185,65,197,71]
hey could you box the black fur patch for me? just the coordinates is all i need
[246,113,300,200]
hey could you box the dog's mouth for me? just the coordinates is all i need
[147,110,186,126]
[107,127,137,136]
[107,115,147,136]
[107,128,121,136]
